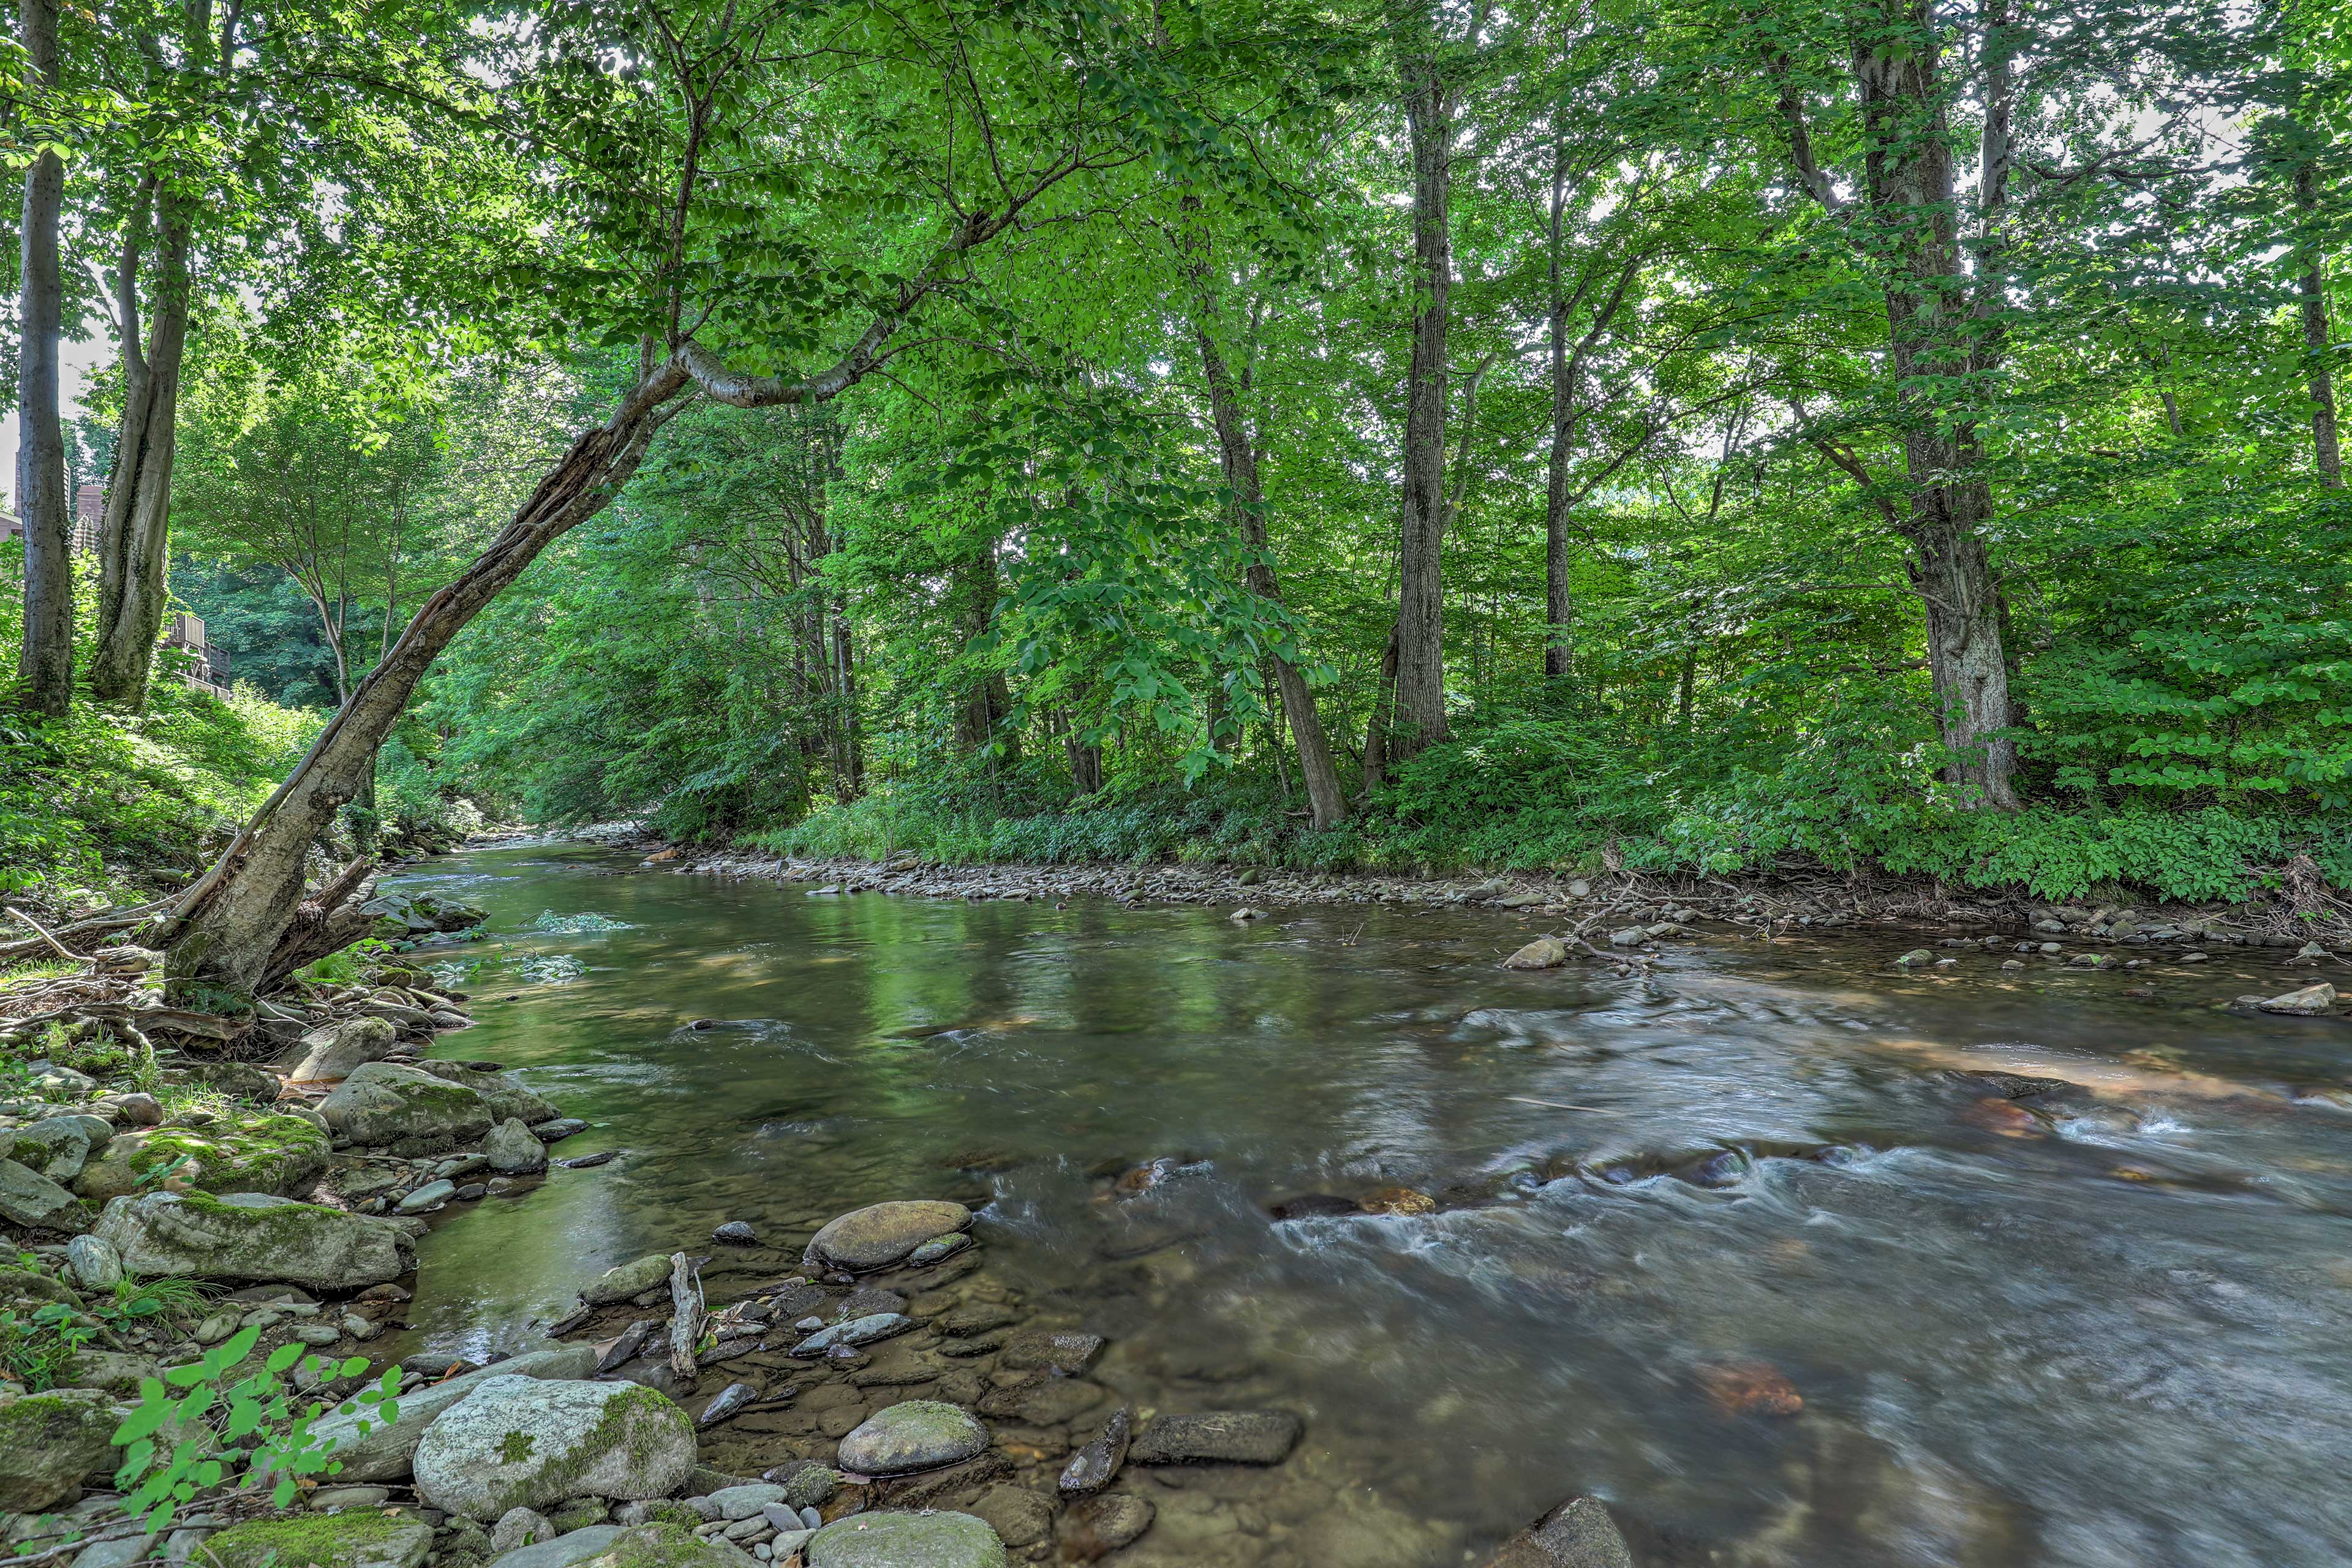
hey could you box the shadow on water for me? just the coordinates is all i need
[382,842,2352,1567]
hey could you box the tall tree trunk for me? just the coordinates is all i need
[949,546,1017,765]
[90,185,195,707]
[1849,0,2021,807]
[1359,627,1401,798]
[1392,31,1454,760]
[157,368,690,1008]
[2296,162,2343,488]
[1543,135,1576,681]
[12,0,70,718]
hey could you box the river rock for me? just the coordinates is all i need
[284,1017,401,1084]
[791,1312,911,1356]
[491,1525,628,1568]
[417,1062,562,1125]
[398,1178,456,1213]
[1502,937,1569,970]
[809,1200,972,1272]
[583,1254,674,1305]
[0,1158,88,1232]
[64,1234,121,1291]
[0,1389,118,1510]
[75,1112,330,1202]
[1059,1493,1154,1558]
[1131,1410,1300,1466]
[1479,1495,1634,1568]
[2258,982,2337,1016]
[364,889,488,936]
[908,1234,969,1265]
[837,1400,988,1475]
[698,1382,757,1427]
[1894,949,1934,967]
[712,1220,756,1245]
[535,1118,590,1142]
[969,1485,1053,1548]
[1059,1406,1130,1496]
[494,1507,556,1553]
[172,1060,284,1102]
[1606,927,1647,948]
[805,1510,1006,1568]
[306,1346,598,1482]
[10,1115,100,1182]
[94,1191,410,1287]
[319,1062,494,1153]
[486,1118,550,1174]
[999,1329,1103,1374]
[207,1511,435,1568]
[412,1376,698,1521]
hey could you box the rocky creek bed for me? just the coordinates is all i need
[5,840,2352,1567]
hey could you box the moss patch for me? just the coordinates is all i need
[77,1114,330,1202]
[206,1510,432,1568]
[499,1428,537,1463]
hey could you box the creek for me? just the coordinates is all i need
[380,841,2352,1567]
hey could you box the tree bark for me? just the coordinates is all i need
[12,0,70,718]
[1391,28,1454,759]
[91,184,195,707]
[949,546,1017,765]
[1845,0,2022,807]
[2296,162,2343,488]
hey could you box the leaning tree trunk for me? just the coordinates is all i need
[1852,0,2022,808]
[1390,33,1455,761]
[157,367,691,1009]
[2296,162,2343,489]
[1191,330,1349,830]
[90,186,194,707]
[12,0,70,719]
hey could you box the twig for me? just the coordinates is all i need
[4,907,77,962]
[1506,1096,1621,1114]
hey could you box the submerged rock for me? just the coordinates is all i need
[1000,1329,1103,1374]
[94,1191,409,1287]
[712,1220,757,1245]
[808,1200,973,1272]
[1478,1495,1633,1568]
[837,1400,988,1475]
[1502,937,1569,971]
[2258,982,2338,1016]
[412,1376,698,1521]
[1059,1405,1131,1496]
[804,1510,1006,1568]
[1131,1410,1300,1466]
[791,1312,912,1357]
[1059,1492,1154,1560]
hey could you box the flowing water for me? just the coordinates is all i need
[381,841,2352,1567]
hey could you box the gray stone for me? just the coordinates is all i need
[64,1234,121,1291]
[11,1117,96,1183]
[93,1191,407,1287]
[1606,927,1647,948]
[968,1485,1053,1548]
[486,1118,549,1175]
[908,1234,968,1266]
[1058,1406,1129,1496]
[582,1254,674,1305]
[398,1178,457,1213]
[411,1376,698,1521]
[307,1483,391,1510]
[305,1345,600,1482]
[1480,1495,1634,1568]
[1059,1494,1153,1557]
[1131,1410,1300,1466]
[0,1389,119,1510]
[712,1220,756,1245]
[2259,982,2337,1016]
[837,1400,989,1476]
[805,1511,1006,1568]
[771,1460,838,1509]
[0,1159,86,1233]
[710,1483,790,1521]
[494,1507,557,1553]
[999,1330,1102,1374]
[535,1118,590,1143]
[807,1200,972,1272]
[698,1382,757,1427]
[318,1063,494,1153]
[790,1313,911,1357]
[1502,937,1568,970]
[491,1526,625,1568]
[283,1017,401,1084]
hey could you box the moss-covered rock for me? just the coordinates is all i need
[75,1113,330,1202]
[0,1387,121,1511]
[415,1062,560,1125]
[809,1200,972,1272]
[805,1511,1006,1568]
[318,1063,492,1154]
[92,1190,410,1287]
[410,1377,697,1522]
[579,1525,758,1567]
[206,1509,435,1568]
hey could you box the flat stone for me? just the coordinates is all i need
[490,1526,625,1568]
[998,1330,1103,1374]
[809,1200,972,1272]
[2259,982,2337,1016]
[791,1312,912,1357]
[1058,1493,1153,1557]
[1058,1406,1130,1496]
[535,1118,590,1142]
[1130,1410,1300,1466]
[583,1254,674,1305]
[908,1234,970,1266]
[398,1178,456,1213]
[969,1484,1053,1547]
[837,1400,989,1475]
[805,1510,1006,1568]
[94,1191,407,1287]
[709,1482,790,1520]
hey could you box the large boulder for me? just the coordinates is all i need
[0,1388,121,1511]
[808,1201,973,1272]
[93,1191,410,1288]
[805,1511,1006,1568]
[206,1512,435,1568]
[0,1158,89,1232]
[319,1063,493,1153]
[837,1401,989,1476]
[306,1346,598,1482]
[412,1377,698,1521]
[416,1063,560,1126]
[283,1017,401,1085]
[75,1113,330,1203]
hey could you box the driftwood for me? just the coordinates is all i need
[668,1252,704,1383]
[0,897,172,964]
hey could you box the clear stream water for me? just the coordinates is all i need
[381,841,2352,1567]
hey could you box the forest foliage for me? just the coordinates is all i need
[12,0,2352,906]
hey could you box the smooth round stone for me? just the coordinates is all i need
[806,1510,1006,1568]
[714,1221,758,1245]
[837,1400,988,1476]
[908,1234,970,1267]
[809,1201,972,1272]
